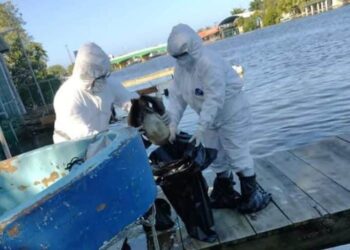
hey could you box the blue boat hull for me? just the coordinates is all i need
[0,127,156,249]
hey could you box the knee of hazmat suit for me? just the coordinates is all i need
[166,24,251,162]
[53,42,137,143]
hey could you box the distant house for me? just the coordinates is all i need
[219,12,261,37]
[218,16,240,39]
[0,36,26,119]
[198,27,221,43]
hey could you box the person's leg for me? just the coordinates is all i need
[218,98,271,213]
[202,129,241,209]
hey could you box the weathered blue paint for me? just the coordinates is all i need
[0,127,157,249]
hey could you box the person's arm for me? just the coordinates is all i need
[108,76,138,108]
[168,78,187,129]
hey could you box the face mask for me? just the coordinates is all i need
[177,54,194,68]
[90,72,111,93]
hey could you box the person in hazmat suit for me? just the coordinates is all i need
[166,24,271,213]
[53,42,174,234]
[53,42,138,143]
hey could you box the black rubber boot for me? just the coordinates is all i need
[210,173,241,209]
[237,174,272,214]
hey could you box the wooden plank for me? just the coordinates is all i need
[244,197,290,234]
[153,193,197,249]
[266,151,350,213]
[213,209,255,245]
[255,158,326,223]
[136,86,158,95]
[174,218,200,250]
[153,227,187,250]
[122,67,174,88]
[202,170,256,245]
[292,137,350,191]
[105,223,192,250]
[190,235,219,249]
[218,210,350,250]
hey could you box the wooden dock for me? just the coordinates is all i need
[108,134,350,250]
[122,67,174,88]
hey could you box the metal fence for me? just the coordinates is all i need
[0,35,64,159]
[0,55,25,119]
[15,77,62,109]
[0,76,62,160]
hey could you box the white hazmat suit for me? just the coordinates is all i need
[167,24,254,176]
[53,43,137,143]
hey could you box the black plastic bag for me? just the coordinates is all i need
[143,198,175,232]
[150,132,217,174]
[149,132,218,243]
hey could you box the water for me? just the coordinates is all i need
[113,6,350,157]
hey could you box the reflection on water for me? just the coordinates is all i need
[114,6,350,157]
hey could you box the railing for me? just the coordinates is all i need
[15,77,62,110]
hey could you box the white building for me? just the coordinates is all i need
[303,0,349,16]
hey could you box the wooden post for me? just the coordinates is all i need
[0,125,11,159]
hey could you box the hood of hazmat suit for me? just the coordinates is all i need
[53,43,137,143]
[167,24,247,131]
[72,42,111,91]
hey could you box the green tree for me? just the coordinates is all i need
[277,0,305,15]
[231,8,245,15]
[26,42,48,79]
[66,64,74,75]
[0,1,27,41]
[277,0,294,13]
[0,1,49,107]
[249,0,263,11]
[48,64,67,77]
[261,0,282,26]
[234,0,308,33]
[244,15,260,32]
[263,7,281,25]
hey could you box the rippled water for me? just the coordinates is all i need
[114,6,350,157]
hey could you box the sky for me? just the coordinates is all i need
[9,0,249,66]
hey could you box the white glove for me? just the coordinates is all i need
[160,111,170,126]
[189,126,205,147]
[168,125,177,144]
